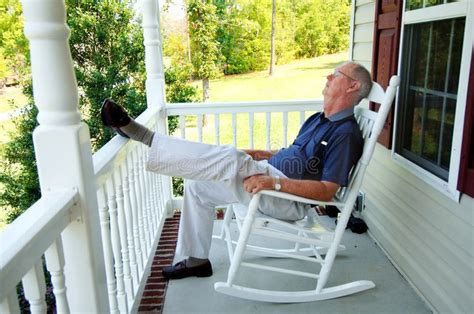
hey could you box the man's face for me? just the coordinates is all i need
[322,64,356,100]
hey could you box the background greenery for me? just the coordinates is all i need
[0,0,350,226]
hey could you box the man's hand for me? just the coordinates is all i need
[243,149,275,161]
[243,175,340,201]
[243,175,275,194]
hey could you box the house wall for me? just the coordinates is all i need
[352,1,474,313]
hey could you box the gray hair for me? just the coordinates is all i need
[348,62,372,101]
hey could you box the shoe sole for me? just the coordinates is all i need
[100,99,130,138]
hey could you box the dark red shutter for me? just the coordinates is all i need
[371,0,403,148]
[457,48,474,198]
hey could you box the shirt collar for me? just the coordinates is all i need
[326,107,354,122]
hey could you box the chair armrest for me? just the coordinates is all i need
[258,190,343,207]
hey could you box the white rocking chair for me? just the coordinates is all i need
[213,76,400,303]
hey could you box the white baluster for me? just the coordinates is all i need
[133,149,148,266]
[156,174,166,218]
[153,174,162,222]
[197,114,203,142]
[22,261,46,314]
[232,113,237,147]
[121,161,140,290]
[113,170,134,303]
[126,153,144,275]
[97,187,119,314]
[300,111,306,127]
[150,171,159,229]
[214,113,220,145]
[45,239,70,314]
[266,112,271,150]
[249,113,254,149]
[143,146,156,236]
[282,112,288,147]
[0,290,20,313]
[105,178,128,313]
[137,147,152,252]
[139,145,153,249]
[21,0,108,311]
[179,115,186,139]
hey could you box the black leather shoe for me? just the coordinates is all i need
[100,99,131,138]
[162,259,213,279]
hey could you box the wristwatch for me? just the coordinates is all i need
[274,176,281,191]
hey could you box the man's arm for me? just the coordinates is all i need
[243,175,339,202]
[243,149,277,161]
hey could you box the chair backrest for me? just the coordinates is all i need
[336,76,400,202]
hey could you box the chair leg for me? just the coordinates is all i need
[225,194,261,286]
[316,195,358,293]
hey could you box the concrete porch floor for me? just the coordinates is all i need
[163,217,431,314]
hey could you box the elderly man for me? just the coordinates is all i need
[101,61,372,279]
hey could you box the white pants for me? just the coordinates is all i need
[146,134,307,259]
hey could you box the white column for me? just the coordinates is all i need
[21,1,109,312]
[140,0,166,114]
[140,0,173,216]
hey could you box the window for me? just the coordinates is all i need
[394,0,472,200]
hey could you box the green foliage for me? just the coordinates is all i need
[163,33,190,66]
[185,0,350,75]
[215,0,270,74]
[0,99,40,223]
[67,0,147,151]
[164,64,198,197]
[0,0,147,222]
[295,0,350,58]
[187,0,222,80]
[0,0,28,80]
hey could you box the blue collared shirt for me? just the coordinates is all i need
[268,108,363,186]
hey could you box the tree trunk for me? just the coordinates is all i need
[269,0,276,76]
[202,78,209,102]
[202,78,209,126]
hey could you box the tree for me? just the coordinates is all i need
[187,0,222,101]
[0,0,147,222]
[269,0,276,76]
[214,0,270,75]
[0,0,28,82]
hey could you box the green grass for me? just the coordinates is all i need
[174,52,347,149]
[194,52,346,101]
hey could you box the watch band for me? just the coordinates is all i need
[274,176,281,191]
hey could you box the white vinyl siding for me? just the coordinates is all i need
[351,0,474,313]
[351,0,376,70]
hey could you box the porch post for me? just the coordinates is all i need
[21,1,109,312]
[140,0,174,215]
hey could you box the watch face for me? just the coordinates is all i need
[275,184,281,191]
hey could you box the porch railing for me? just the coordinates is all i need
[166,100,322,148]
[0,106,171,314]
[0,99,323,313]
[0,0,329,312]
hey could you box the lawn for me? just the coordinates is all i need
[174,52,347,149]
[195,52,346,102]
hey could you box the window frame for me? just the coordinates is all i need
[392,0,473,201]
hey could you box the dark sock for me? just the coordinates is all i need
[120,119,155,147]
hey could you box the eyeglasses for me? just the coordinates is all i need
[333,69,358,81]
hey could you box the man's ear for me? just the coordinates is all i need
[346,80,361,94]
